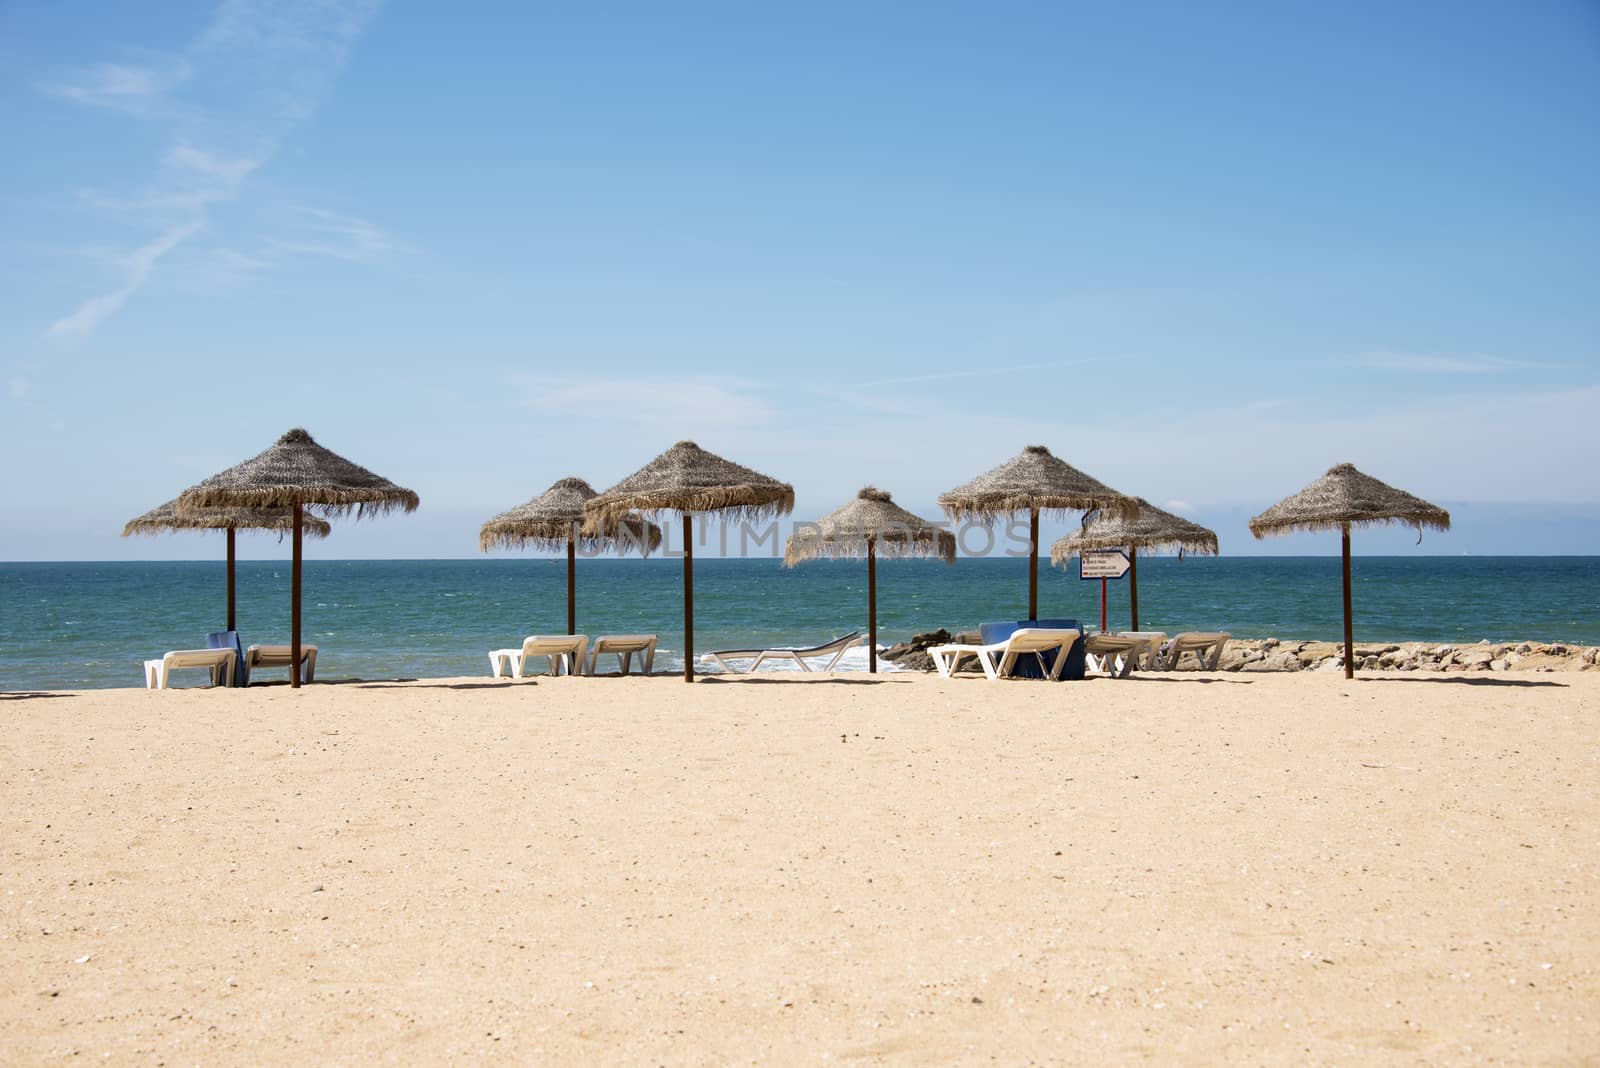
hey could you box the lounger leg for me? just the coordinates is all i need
[980,651,1004,681]
[1046,643,1072,681]
[793,652,812,672]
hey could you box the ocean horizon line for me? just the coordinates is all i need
[8,552,1600,565]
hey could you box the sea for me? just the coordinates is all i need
[3,557,1597,690]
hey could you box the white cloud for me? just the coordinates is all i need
[42,59,193,117]
[8,375,29,401]
[263,206,405,264]
[41,0,386,342]
[1355,351,1562,374]
[46,221,205,342]
[165,142,265,188]
[1163,499,1194,514]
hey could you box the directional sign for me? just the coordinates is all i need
[1080,548,1131,580]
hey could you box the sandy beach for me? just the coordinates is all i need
[3,671,1596,1064]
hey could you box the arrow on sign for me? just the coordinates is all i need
[1080,549,1131,580]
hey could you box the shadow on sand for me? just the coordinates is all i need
[1105,675,1256,684]
[1363,675,1567,689]
[696,675,892,686]
[1,691,78,701]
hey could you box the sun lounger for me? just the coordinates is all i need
[586,634,657,676]
[1083,633,1162,678]
[143,648,238,689]
[488,634,588,679]
[929,628,1081,681]
[1158,632,1231,671]
[1118,631,1169,671]
[245,644,318,684]
[978,619,1088,680]
[702,632,865,673]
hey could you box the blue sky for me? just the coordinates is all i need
[3,0,1597,559]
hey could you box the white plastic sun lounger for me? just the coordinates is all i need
[929,628,1080,681]
[702,632,865,674]
[586,634,657,676]
[1118,631,1169,671]
[488,634,588,679]
[143,648,238,689]
[245,643,318,684]
[1083,633,1162,678]
[1158,632,1231,671]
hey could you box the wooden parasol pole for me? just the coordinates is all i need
[1341,523,1354,680]
[226,527,237,632]
[1129,546,1139,632]
[682,513,694,683]
[1028,508,1039,619]
[566,538,577,635]
[291,503,303,689]
[867,535,878,674]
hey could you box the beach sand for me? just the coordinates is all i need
[3,672,1596,1064]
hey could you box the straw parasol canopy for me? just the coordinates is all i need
[784,486,954,673]
[1250,462,1449,679]
[1050,498,1217,564]
[584,440,794,525]
[939,444,1138,619]
[937,444,1138,524]
[585,441,794,682]
[175,428,418,688]
[784,487,955,566]
[176,428,419,517]
[479,478,661,554]
[480,477,663,637]
[123,497,331,635]
[123,499,332,539]
[1247,463,1450,540]
[1051,497,1217,632]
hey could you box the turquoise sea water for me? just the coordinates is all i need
[2,556,1597,690]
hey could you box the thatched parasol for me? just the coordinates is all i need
[784,487,955,672]
[479,477,663,636]
[1049,497,1218,631]
[176,428,419,687]
[1249,463,1449,679]
[938,444,1137,619]
[585,441,793,682]
[123,499,331,633]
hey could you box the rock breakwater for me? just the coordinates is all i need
[882,631,1600,674]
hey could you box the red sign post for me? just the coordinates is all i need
[1079,549,1131,632]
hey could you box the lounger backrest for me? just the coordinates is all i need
[813,632,862,653]
[1007,628,1078,652]
[207,630,248,686]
